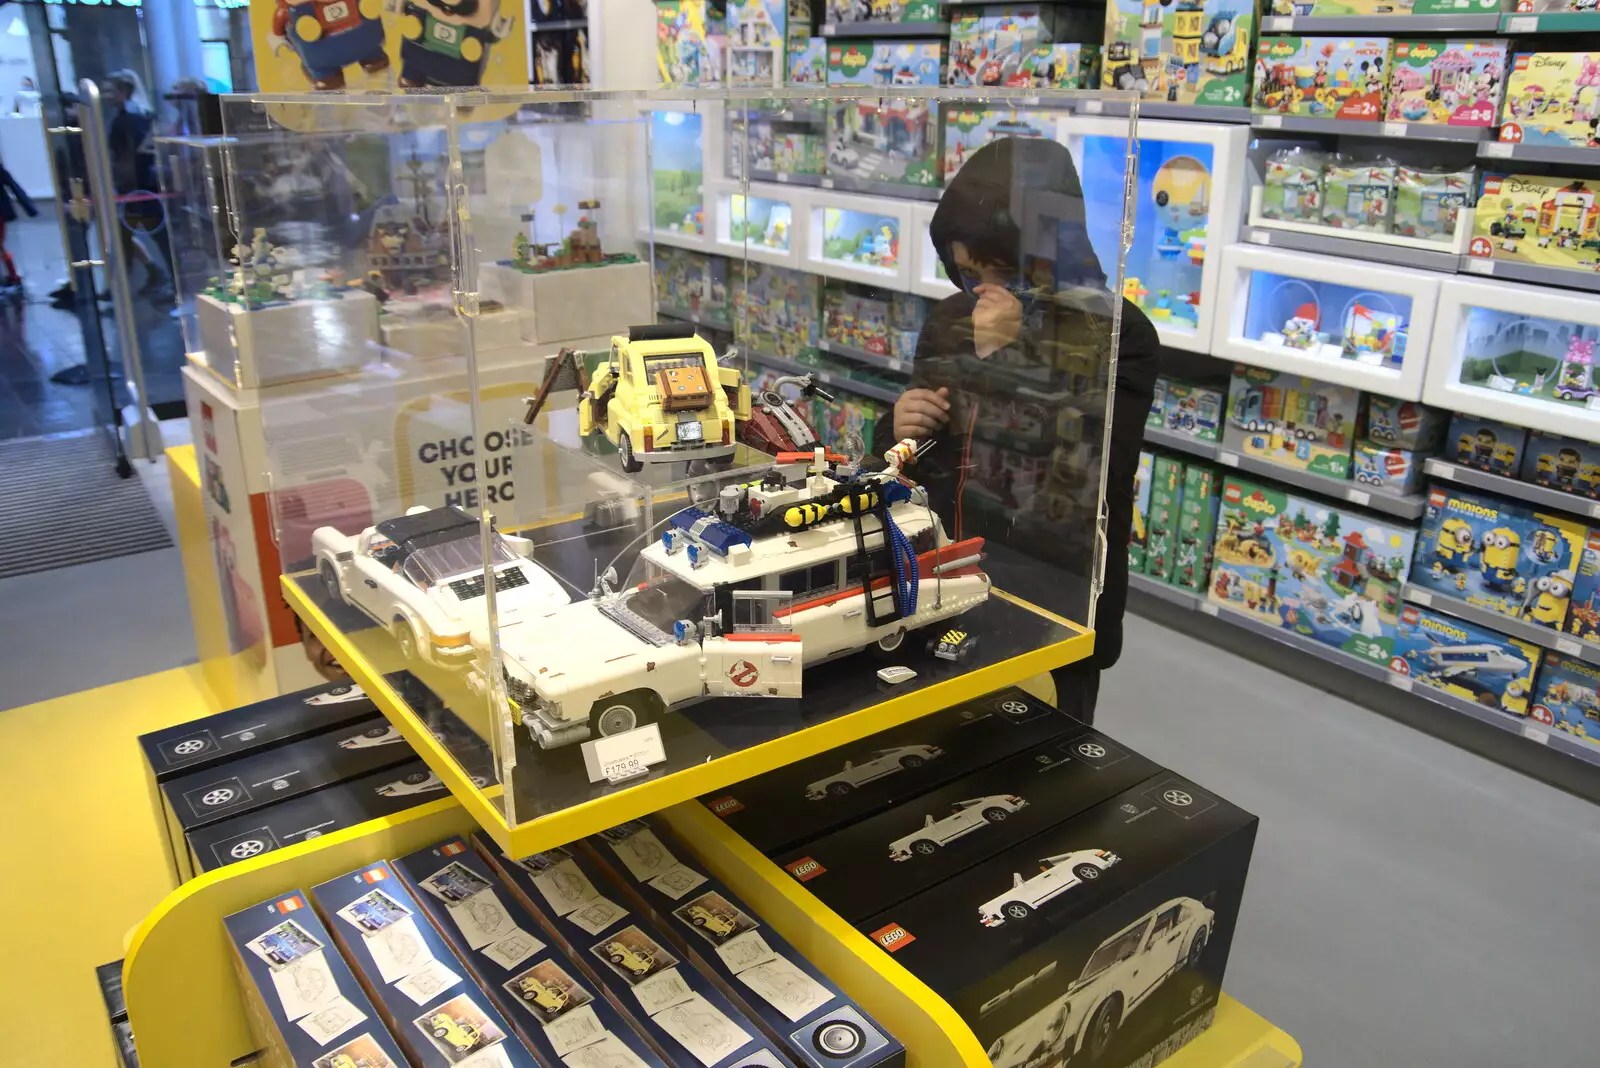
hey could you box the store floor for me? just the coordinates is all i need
[1102,611,1600,1068]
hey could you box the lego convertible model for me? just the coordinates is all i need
[978,849,1121,926]
[499,444,991,749]
[312,505,570,667]
[986,897,1215,1068]
[888,794,1028,861]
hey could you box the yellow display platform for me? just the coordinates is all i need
[284,573,1097,862]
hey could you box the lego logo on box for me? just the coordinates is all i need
[442,841,466,856]
[706,796,745,817]
[362,867,388,883]
[1222,484,1243,505]
[785,857,826,882]
[275,896,303,914]
[1429,489,1448,506]
[1514,55,1530,70]
[1402,606,1420,624]
[870,923,916,952]
[1481,176,1504,195]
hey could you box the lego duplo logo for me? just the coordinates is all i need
[870,923,916,952]
[1399,43,1439,60]
[706,795,744,817]
[836,44,871,78]
[1265,40,1298,58]
[1237,489,1279,517]
[785,857,826,882]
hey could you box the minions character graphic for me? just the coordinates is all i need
[1479,528,1525,595]
[1430,517,1477,592]
[269,0,391,90]
[384,0,515,87]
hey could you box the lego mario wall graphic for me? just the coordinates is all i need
[250,0,527,93]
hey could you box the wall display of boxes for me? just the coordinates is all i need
[1498,52,1600,148]
[1102,0,1253,107]
[1283,0,1502,13]
[1252,36,1392,120]
[1531,651,1600,746]
[1177,463,1223,593]
[731,102,828,178]
[1390,604,1541,716]
[1223,366,1360,479]
[656,0,726,84]
[1522,432,1600,500]
[1385,40,1508,127]
[1410,485,1587,629]
[655,246,730,325]
[734,262,823,358]
[826,0,942,23]
[1146,454,1185,582]
[1365,397,1445,453]
[1258,150,1475,245]
[1467,173,1600,275]
[1208,475,1416,664]
[822,280,926,358]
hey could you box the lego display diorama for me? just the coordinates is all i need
[651,110,706,237]
[1385,40,1507,127]
[1241,269,1412,369]
[820,208,902,271]
[1391,603,1540,715]
[1208,476,1416,664]
[1497,52,1600,148]
[507,198,639,274]
[1410,486,1586,628]
[1532,651,1600,746]
[1522,432,1600,500]
[826,43,943,187]
[1222,366,1358,477]
[1451,307,1600,412]
[1468,173,1600,274]
[726,193,795,252]
[1446,413,1528,475]
[1100,0,1253,107]
[1252,36,1392,120]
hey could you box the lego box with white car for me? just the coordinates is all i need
[585,819,908,1068]
[858,773,1256,1068]
[773,729,1164,924]
[699,687,1088,856]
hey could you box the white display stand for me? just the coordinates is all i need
[377,306,527,361]
[805,188,914,291]
[194,289,381,390]
[1423,275,1600,443]
[478,259,654,345]
[910,201,959,301]
[1211,242,1442,400]
[709,179,809,268]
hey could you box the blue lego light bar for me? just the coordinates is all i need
[669,507,754,557]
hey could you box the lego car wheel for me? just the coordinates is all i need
[876,627,906,653]
[911,839,937,856]
[588,690,660,738]
[393,618,419,661]
[319,561,342,602]
[1085,996,1122,1061]
[1186,926,1208,969]
[1074,863,1102,881]
[1002,901,1032,921]
[618,431,643,474]
[403,771,431,785]
[813,1020,866,1058]
[826,781,853,796]
[982,806,1010,823]
[899,753,927,769]
[361,725,389,739]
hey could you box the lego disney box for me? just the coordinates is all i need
[1208,476,1417,666]
[1252,36,1391,120]
[1498,52,1600,148]
[699,686,1090,856]
[1410,487,1587,630]
[1530,652,1600,748]
[1389,604,1540,717]
[1101,0,1252,107]
[858,773,1256,1068]
[587,820,908,1067]
[771,729,1162,925]
[224,891,410,1068]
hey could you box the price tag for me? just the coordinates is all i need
[775,172,789,183]
[1199,602,1219,617]
[1021,96,1040,106]
[1409,588,1433,607]
[818,372,834,384]
[1346,488,1371,506]
[1466,258,1494,274]
[1249,229,1271,245]
[581,724,666,785]
[1556,637,1583,656]
[821,178,835,189]
[1081,99,1103,114]
[1505,15,1537,31]
[818,340,832,353]
[1388,674,1414,693]
[821,23,835,35]
[1382,121,1406,137]
[1481,141,1512,159]
[1589,502,1600,521]
[1264,15,1291,30]
[887,358,903,371]
[1430,462,1456,480]
[1522,723,1550,745]
[1259,114,1283,128]
[1218,451,1240,468]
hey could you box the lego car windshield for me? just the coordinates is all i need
[223,85,1137,854]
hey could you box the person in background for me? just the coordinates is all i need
[0,158,38,291]
[875,137,1159,725]
[102,69,171,295]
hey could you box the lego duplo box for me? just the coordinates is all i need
[1354,444,1422,495]
[1174,464,1220,593]
[1362,396,1445,452]
[946,4,1099,88]
[1222,365,1358,479]
[698,686,1088,856]
[479,835,793,1068]
[1130,450,1154,574]
[310,862,543,1068]
[392,836,669,1067]
[224,891,410,1068]
[1499,52,1600,148]
[1386,40,1508,128]
[1208,476,1417,665]
[1521,432,1600,501]
[1410,486,1587,629]
[1252,36,1392,121]
[1148,379,1168,430]
[858,773,1256,1068]
[588,820,908,1066]
[1391,604,1540,716]
[1101,0,1254,107]
[1468,172,1600,273]
[1145,455,1185,583]
[1530,651,1600,747]
[769,730,1161,925]
[1444,413,1528,476]
[1565,529,1600,642]
[1157,380,1225,443]
[826,39,945,85]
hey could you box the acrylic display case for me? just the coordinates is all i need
[233,85,1134,858]
[1424,275,1600,443]
[1212,243,1443,400]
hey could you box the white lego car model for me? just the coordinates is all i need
[339,723,404,749]
[888,794,1027,861]
[978,849,1120,927]
[375,769,489,797]
[312,506,569,668]
[985,897,1214,1068]
[805,745,944,800]
[303,683,367,705]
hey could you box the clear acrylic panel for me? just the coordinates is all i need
[224,86,1136,837]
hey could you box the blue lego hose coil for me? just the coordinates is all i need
[884,512,918,615]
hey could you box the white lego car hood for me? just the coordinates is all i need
[497,599,672,698]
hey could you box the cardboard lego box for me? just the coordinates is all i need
[1102,0,1252,107]
[1498,52,1600,148]
[1362,396,1445,453]
[1530,651,1600,747]
[1148,380,1168,429]
[1411,486,1587,629]
[827,0,940,22]
[1353,444,1423,495]
[1145,456,1185,583]
[480,837,792,1067]
[1390,603,1540,716]
[826,43,943,187]
[1565,529,1600,641]
[1019,43,1099,88]
[768,731,1161,924]
[699,686,1088,856]
[1468,173,1600,273]
[1521,432,1600,500]
[224,892,410,1068]
[1386,40,1508,127]
[1222,366,1358,479]
[1445,414,1528,476]
[947,5,1098,88]
[187,758,448,874]
[310,862,542,1068]
[858,773,1256,1068]
[1174,464,1221,593]
[588,820,909,1066]
[1130,451,1154,574]
[1156,380,1226,443]
[657,0,726,84]
[1208,476,1417,665]
[731,263,822,360]
[393,837,669,1067]
[1252,36,1392,120]
[941,106,1051,180]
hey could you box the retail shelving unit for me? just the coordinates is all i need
[1258,12,1503,31]
[1252,114,1496,142]
[1424,458,1600,523]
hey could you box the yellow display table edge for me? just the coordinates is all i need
[283,574,1097,860]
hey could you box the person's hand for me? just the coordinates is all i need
[893,386,950,441]
[971,283,1023,358]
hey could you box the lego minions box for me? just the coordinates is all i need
[1531,651,1600,747]
[1101,0,1253,107]
[1390,604,1540,718]
[250,0,528,93]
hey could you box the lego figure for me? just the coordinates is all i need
[384,0,513,88]
[1525,570,1575,626]
[268,0,390,90]
[1480,528,1525,593]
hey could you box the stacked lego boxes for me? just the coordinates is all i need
[946,4,1100,87]
[1443,413,1527,476]
[1128,452,1220,594]
[1355,397,1446,496]
[825,41,944,188]
[1521,432,1600,501]
[1102,0,1253,107]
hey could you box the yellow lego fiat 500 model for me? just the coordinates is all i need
[429,1014,481,1053]
[579,323,750,473]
